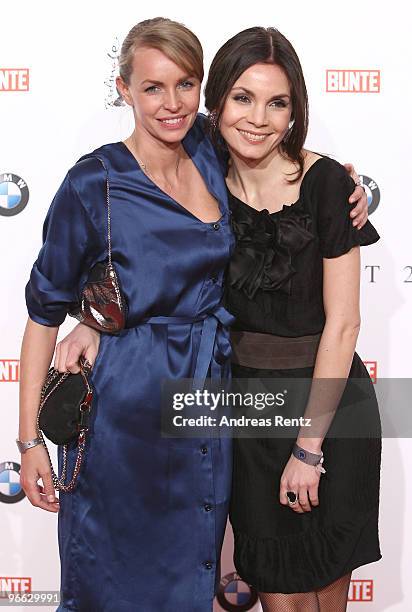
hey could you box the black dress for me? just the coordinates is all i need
[225,156,382,594]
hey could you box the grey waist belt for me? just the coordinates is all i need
[230,330,322,370]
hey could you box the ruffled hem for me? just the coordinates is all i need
[233,510,381,593]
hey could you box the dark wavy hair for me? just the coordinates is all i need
[204,27,308,181]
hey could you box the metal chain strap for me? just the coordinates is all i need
[37,364,92,493]
[93,156,112,266]
[106,172,112,267]
[94,155,125,311]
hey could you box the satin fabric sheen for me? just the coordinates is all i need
[25,116,235,611]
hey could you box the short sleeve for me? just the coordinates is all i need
[313,158,380,258]
[25,162,104,326]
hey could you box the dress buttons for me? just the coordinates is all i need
[204,504,212,512]
[200,446,208,454]
[204,561,213,570]
[212,223,220,231]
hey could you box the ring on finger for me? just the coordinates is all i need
[286,491,299,505]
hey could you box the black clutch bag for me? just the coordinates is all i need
[37,358,93,492]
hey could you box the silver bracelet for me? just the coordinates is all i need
[16,437,43,454]
[293,443,326,474]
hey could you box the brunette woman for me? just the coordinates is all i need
[205,27,381,612]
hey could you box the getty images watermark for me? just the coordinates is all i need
[162,378,412,439]
[171,387,312,430]
[160,377,390,439]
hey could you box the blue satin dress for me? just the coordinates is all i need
[25,116,235,612]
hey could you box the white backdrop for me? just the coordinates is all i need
[1,0,411,610]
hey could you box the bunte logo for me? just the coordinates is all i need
[0,360,20,382]
[326,70,380,93]
[0,577,32,598]
[0,69,29,92]
[348,579,374,601]
[363,361,378,384]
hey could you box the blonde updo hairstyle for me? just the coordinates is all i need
[119,17,204,85]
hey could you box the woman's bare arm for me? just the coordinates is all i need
[280,246,361,513]
[19,319,57,439]
[295,245,361,452]
[19,318,60,512]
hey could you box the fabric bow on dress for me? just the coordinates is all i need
[228,201,314,298]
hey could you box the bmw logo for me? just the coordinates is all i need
[359,175,380,215]
[0,461,26,503]
[216,572,258,611]
[0,173,29,217]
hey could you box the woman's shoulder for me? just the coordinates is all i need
[66,143,124,189]
[58,145,118,217]
[299,153,356,217]
[303,153,353,190]
[68,154,104,182]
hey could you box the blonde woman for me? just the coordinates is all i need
[20,18,234,612]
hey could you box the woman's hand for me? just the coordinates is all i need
[279,454,320,513]
[54,324,101,373]
[20,445,59,513]
[344,163,368,229]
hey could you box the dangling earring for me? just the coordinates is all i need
[208,110,218,130]
[288,119,295,130]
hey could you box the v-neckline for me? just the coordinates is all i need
[116,140,224,226]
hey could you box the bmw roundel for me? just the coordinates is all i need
[0,173,29,216]
[216,572,258,611]
[0,461,26,503]
[359,174,380,215]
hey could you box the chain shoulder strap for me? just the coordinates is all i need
[90,155,112,266]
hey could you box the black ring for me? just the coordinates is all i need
[286,491,298,504]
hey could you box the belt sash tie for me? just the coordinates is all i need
[143,304,235,389]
